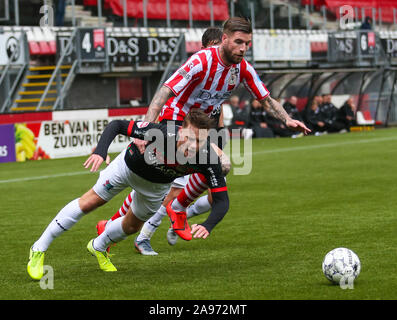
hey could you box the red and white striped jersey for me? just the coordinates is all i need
[159,46,270,122]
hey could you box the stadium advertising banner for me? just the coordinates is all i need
[56,31,76,64]
[15,118,143,161]
[0,124,16,163]
[77,28,106,62]
[0,32,26,65]
[33,119,131,159]
[328,31,377,62]
[57,32,180,65]
[0,109,146,163]
[359,31,376,56]
[252,33,311,61]
[380,34,397,58]
[328,31,357,62]
[107,35,180,65]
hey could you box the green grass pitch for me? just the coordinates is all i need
[1,128,396,300]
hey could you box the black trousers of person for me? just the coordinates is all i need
[252,125,274,138]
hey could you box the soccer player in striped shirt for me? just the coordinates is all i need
[102,18,310,253]
[96,27,230,254]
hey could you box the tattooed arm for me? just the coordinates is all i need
[144,86,174,122]
[261,96,311,134]
[131,86,174,154]
[261,96,291,124]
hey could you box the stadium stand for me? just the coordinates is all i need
[302,0,396,24]
[1,0,397,141]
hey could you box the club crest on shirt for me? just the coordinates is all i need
[178,69,192,80]
[137,121,149,128]
[228,67,239,85]
[103,180,114,191]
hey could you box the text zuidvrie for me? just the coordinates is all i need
[148,304,247,317]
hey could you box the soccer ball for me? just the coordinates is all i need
[322,248,361,284]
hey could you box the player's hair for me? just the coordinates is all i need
[201,27,223,48]
[222,17,252,35]
[183,109,216,130]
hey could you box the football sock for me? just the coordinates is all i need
[176,173,208,208]
[187,195,211,218]
[171,198,186,212]
[93,217,127,252]
[110,192,133,221]
[32,198,84,252]
[136,205,167,242]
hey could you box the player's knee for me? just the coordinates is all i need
[78,198,97,213]
[78,191,106,213]
[121,211,144,235]
[123,224,140,235]
[162,187,181,206]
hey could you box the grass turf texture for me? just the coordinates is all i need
[0,128,396,300]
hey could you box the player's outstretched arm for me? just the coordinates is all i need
[262,96,311,135]
[191,224,210,239]
[87,119,160,171]
[134,86,174,154]
[84,154,104,172]
[144,86,174,122]
[192,190,229,239]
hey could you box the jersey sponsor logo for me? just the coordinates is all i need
[196,89,232,101]
[210,105,222,117]
[207,167,218,187]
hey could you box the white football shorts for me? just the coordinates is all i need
[171,175,190,189]
[93,149,171,221]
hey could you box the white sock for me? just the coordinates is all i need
[187,195,211,218]
[93,217,127,252]
[136,205,167,242]
[32,198,83,252]
[171,198,186,212]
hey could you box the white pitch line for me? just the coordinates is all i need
[0,170,93,184]
[0,135,396,185]
[230,135,397,157]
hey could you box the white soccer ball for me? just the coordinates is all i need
[322,247,361,284]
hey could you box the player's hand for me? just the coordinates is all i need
[191,224,209,239]
[83,154,104,172]
[106,155,111,165]
[134,138,148,154]
[285,119,311,135]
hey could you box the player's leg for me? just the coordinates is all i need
[167,173,209,240]
[95,191,133,248]
[32,189,106,252]
[88,180,169,270]
[107,191,133,223]
[166,174,210,244]
[88,206,145,272]
[28,188,107,280]
[134,186,182,254]
[28,151,128,280]
[182,143,229,219]
[186,193,212,219]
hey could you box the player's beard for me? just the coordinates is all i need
[222,45,244,65]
